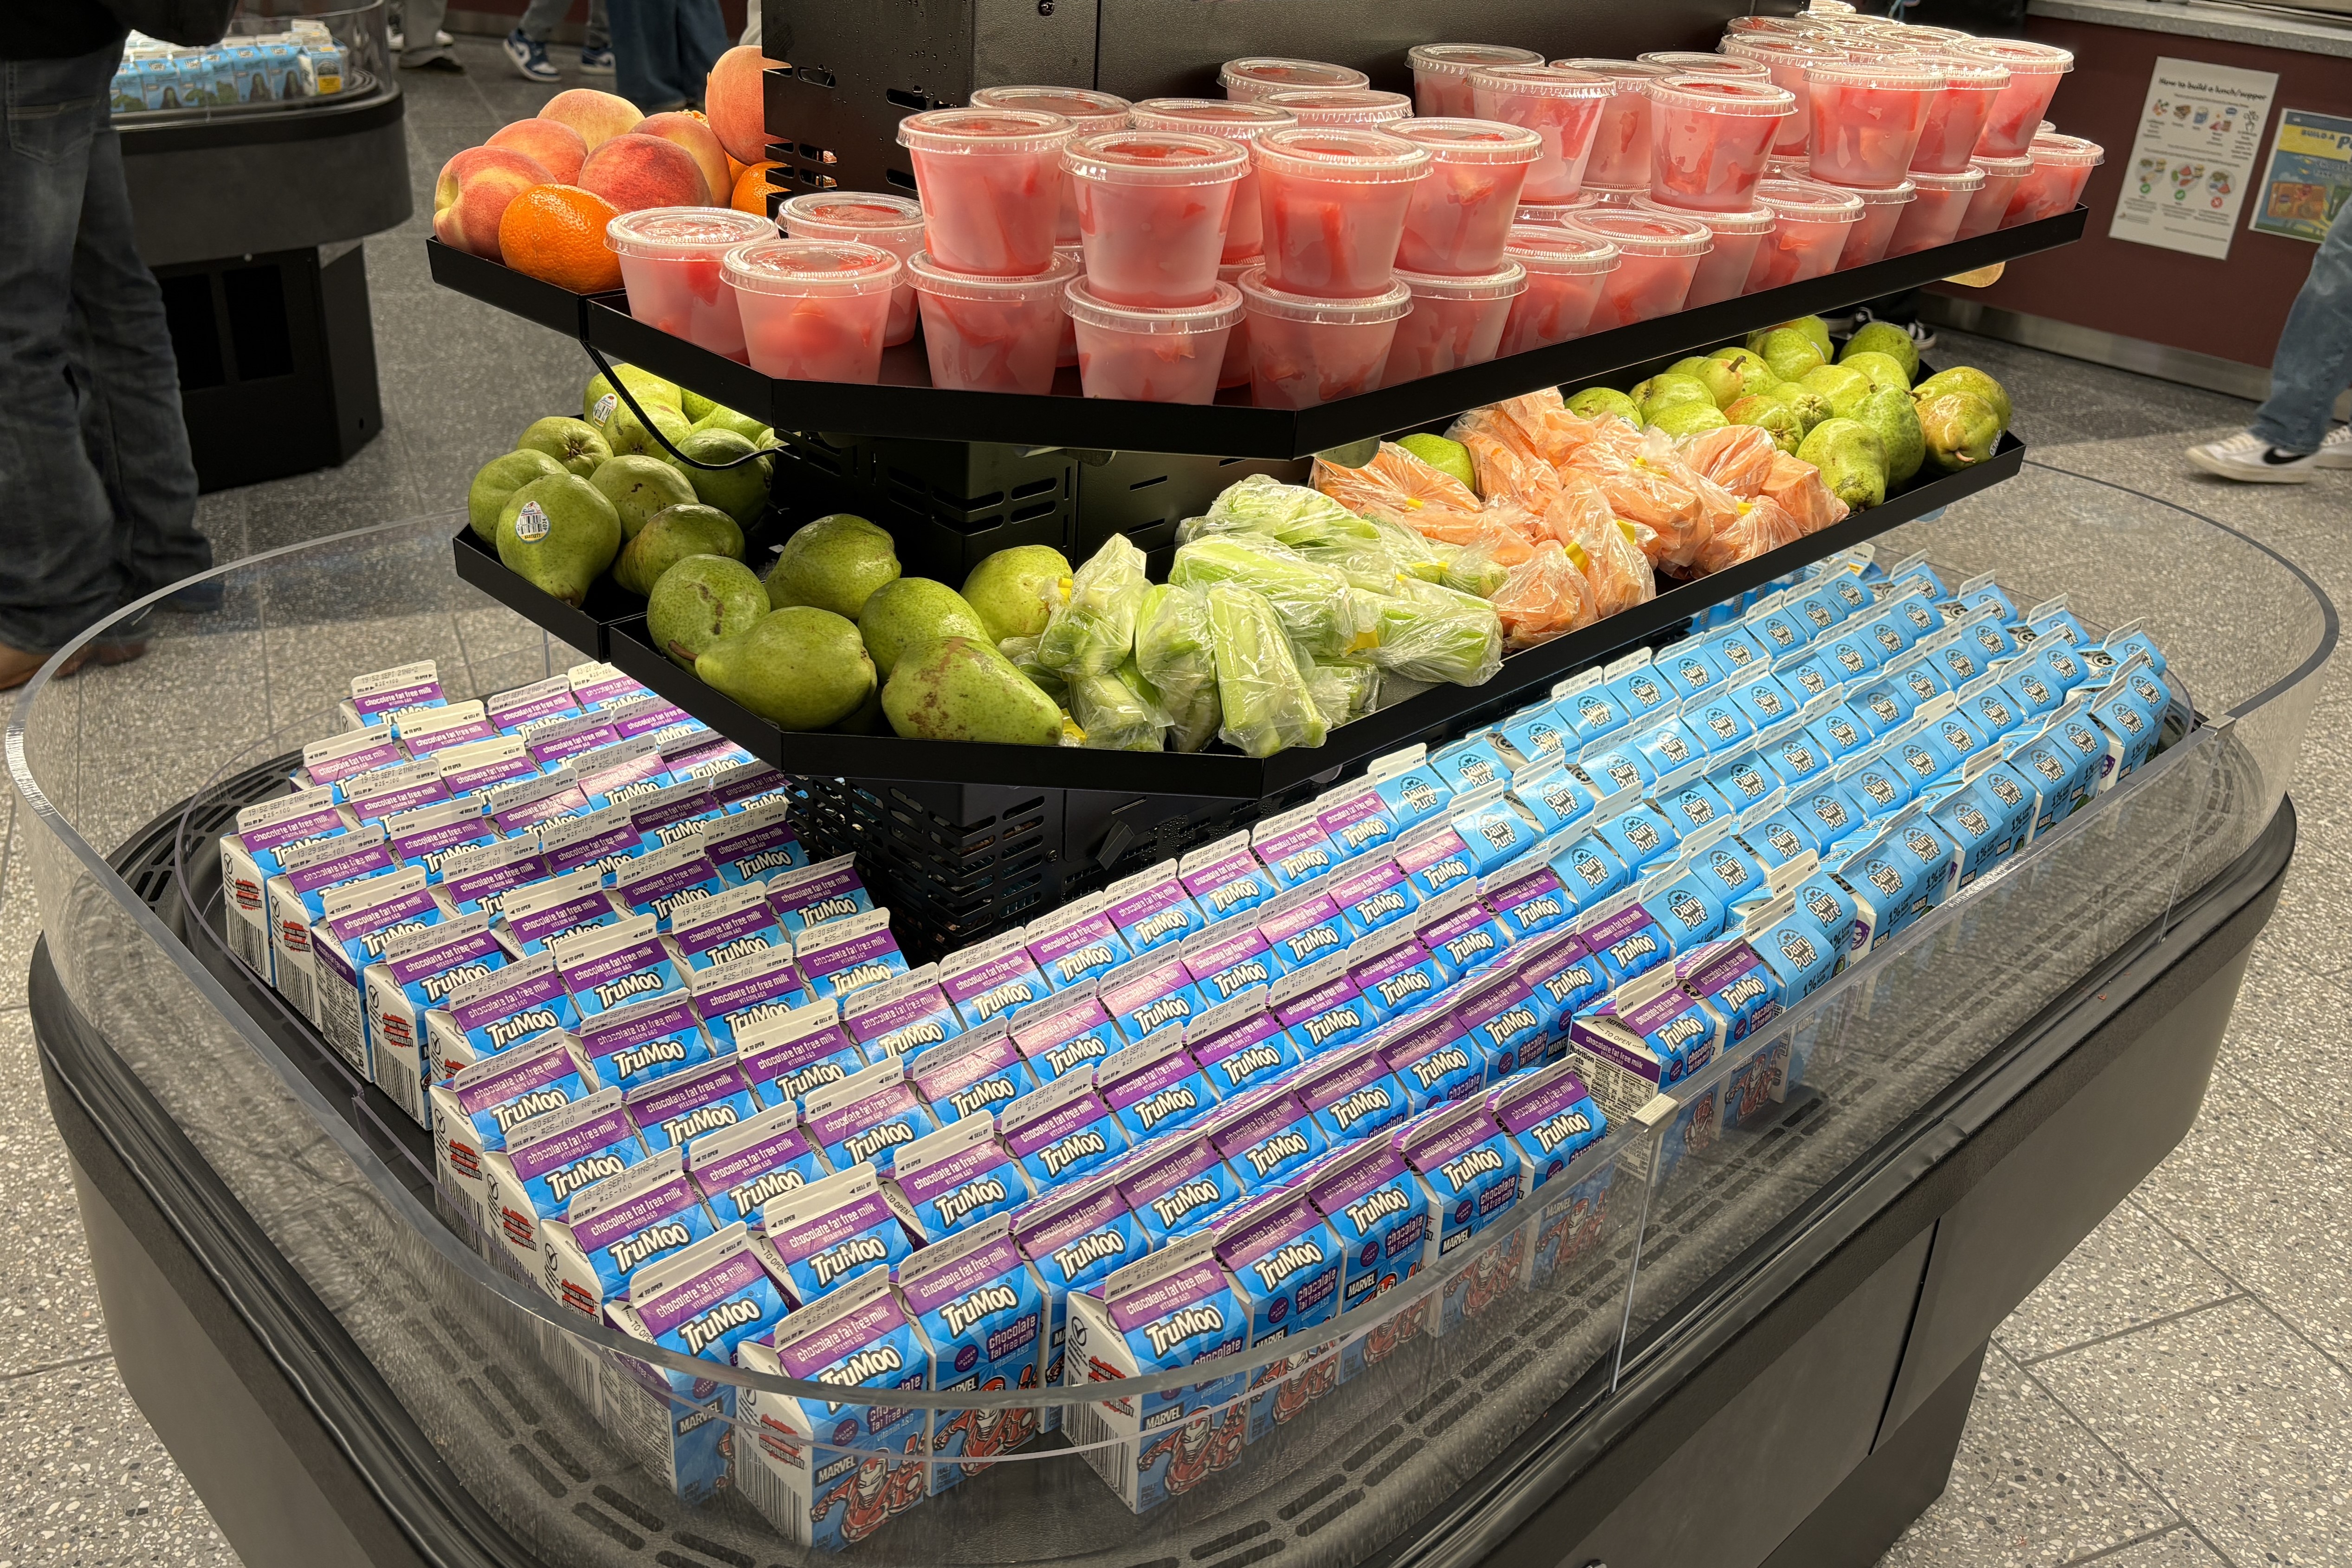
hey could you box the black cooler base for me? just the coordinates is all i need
[32,797,2293,1568]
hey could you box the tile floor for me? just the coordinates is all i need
[6,30,2352,1568]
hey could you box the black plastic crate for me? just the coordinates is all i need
[1077,451,1312,577]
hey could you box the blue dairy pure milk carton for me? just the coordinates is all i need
[909,1022,1036,1125]
[1430,732,1516,795]
[899,1215,1048,1491]
[1000,1070,1128,1189]
[1028,894,1135,991]
[1102,861,1206,955]
[1213,1191,1346,1443]
[687,1105,831,1228]
[1510,760,1599,836]
[1185,989,1301,1100]
[1304,1140,1438,1379]
[1493,701,1570,772]
[1366,744,1458,832]
[841,965,963,1065]
[1013,1173,1147,1432]
[539,1147,716,1318]
[1184,916,1282,1008]
[1393,1099,1523,1334]
[760,1162,920,1308]
[1179,831,1278,922]
[1064,1238,1251,1513]
[938,929,1050,1029]
[800,1058,939,1177]
[1007,985,1124,1083]
[734,999,867,1111]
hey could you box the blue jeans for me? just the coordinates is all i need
[2252,195,2352,454]
[609,0,728,111]
[0,46,208,655]
[520,0,610,51]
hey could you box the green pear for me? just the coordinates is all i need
[680,388,717,423]
[693,405,773,446]
[1650,401,1729,439]
[616,503,745,596]
[858,577,988,679]
[606,399,694,462]
[1853,388,1926,486]
[1395,432,1477,490]
[1800,362,1875,418]
[494,474,622,605]
[1725,395,1806,454]
[1840,349,1912,397]
[1566,386,1641,424]
[467,449,566,541]
[696,605,875,729]
[1773,385,1834,434]
[1669,355,1745,408]
[669,428,773,527]
[882,635,1063,746]
[591,454,698,539]
[515,416,611,477]
[960,544,1072,643]
[1636,373,1716,424]
[1913,366,2011,429]
[1757,326,1827,383]
[1796,418,1888,510]
[1916,391,2003,473]
[647,554,768,667]
[769,513,901,619]
[583,364,680,430]
[1706,346,1780,399]
[1840,320,1920,382]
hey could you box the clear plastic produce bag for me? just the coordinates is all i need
[1206,582,1328,758]
[1133,583,1222,753]
[1367,578,1506,686]
[1037,534,1149,675]
[1071,661,1172,751]
[1169,534,1381,664]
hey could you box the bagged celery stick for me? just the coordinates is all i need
[1179,473,1381,546]
[1134,583,1221,753]
[1308,658,1381,726]
[1207,583,1328,758]
[998,635,1069,709]
[1430,536,1511,599]
[1169,534,1379,664]
[1366,579,1505,687]
[1071,661,1170,752]
[1037,535,1147,676]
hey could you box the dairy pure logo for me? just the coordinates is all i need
[1248,1239,1325,1290]
[809,1234,891,1288]
[1438,1146,1504,1188]
[1142,1304,1225,1358]
[1454,757,1497,787]
[1343,1185,1409,1232]
[546,1153,629,1204]
[1529,1108,1595,1154]
[1330,1087,1394,1130]
[1133,1086,1199,1131]
[842,1122,914,1166]
[1243,1132,1311,1178]
[1569,851,1610,888]
[935,1178,1011,1229]
[611,1219,694,1275]
[678,1295,762,1355]
[1051,1229,1127,1277]
[1038,1128,1108,1179]
[1406,1046,1471,1089]
[941,1283,1021,1338]
[1475,819,1516,852]
[1301,1006,1363,1047]
[1775,929,1820,968]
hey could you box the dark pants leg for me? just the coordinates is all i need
[611,0,729,110]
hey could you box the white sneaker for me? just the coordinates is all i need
[2318,424,2352,471]
[2187,430,2318,484]
[386,26,402,48]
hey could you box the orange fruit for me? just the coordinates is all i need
[497,183,623,292]
[731,160,783,217]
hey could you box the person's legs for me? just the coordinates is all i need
[2249,198,2352,455]
[507,0,568,79]
[399,0,459,69]
[586,0,612,53]
[611,0,690,110]
[675,0,729,106]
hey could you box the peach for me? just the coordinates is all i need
[487,117,588,184]
[706,45,778,165]
[433,146,552,260]
[635,112,732,210]
[541,87,642,153]
[577,132,712,211]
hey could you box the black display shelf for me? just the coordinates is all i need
[574,431,2024,797]
[426,206,2082,459]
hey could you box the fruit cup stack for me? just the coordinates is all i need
[1616,58,1793,308]
[1130,97,1299,394]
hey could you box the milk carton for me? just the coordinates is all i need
[1451,967,1549,1079]
[1212,1192,1345,1441]
[487,766,592,837]
[1481,862,1573,942]
[1013,1174,1147,1432]
[218,787,354,978]
[801,1058,939,1176]
[761,1162,921,1307]
[381,795,495,879]
[1568,968,1722,1124]
[1000,1070,1128,1189]
[576,991,717,1093]
[1515,928,1607,1043]
[769,855,874,934]
[939,929,1050,1028]
[1269,953,1374,1058]
[340,660,446,730]
[428,737,536,804]
[422,952,580,1082]
[1099,950,1211,1043]
[435,835,549,919]
[689,943,813,1051]
[1098,1031,1222,1147]
[1181,916,1280,1007]
[428,1030,596,1239]
[1179,831,1277,922]
[626,1057,761,1152]
[1346,928,1448,1026]
[797,910,910,1002]
[538,803,659,887]
[483,1087,648,1278]
[527,710,623,769]
[363,913,506,1123]
[1255,883,1352,975]
[1378,1008,1485,1114]
[611,836,726,928]
[1431,733,1514,793]
[909,1022,1037,1124]
[687,1104,831,1227]
[700,796,808,884]
[540,1147,717,1318]
[1366,744,1457,830]
[1303,1140,1438,1378]
[889,1115,1031,1240]
[735,1000,868,1111]
[1064,1238,1250,1512]
[396,699,498,759]
[1006,985,1123,1083]
[1318,776,1405,862]
[551,913,680,1019]
[627,776,726,848]
[1116,1129,1249,1246]
[308,867,447,1071]
[1294,1039,1412,1143]
[568,661,648,710]
[1392,816,1481,901]
[1027,893,1134,990]
[1487,1060,1607,1195]
[1415,885,1515,984]
[294,727,408,800]
[1252,798,1342,888]
[1185,989,1300,1100]
[499,866,623,955]
[1393,1100,1524,1333]
[1102,861,1206,954]
[484,674,579,735]
[1210,1088,1328,1190]
[1326,851,1421,938]
[264,827,400,1020]
[841,965,963,1064]
[899,1215,1049,1490]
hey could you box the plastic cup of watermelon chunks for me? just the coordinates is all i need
[1063,128,1247,307]
[1906,50,2008,174]
[1251,125,1431,298]
[1389,117,1545,274]
[968,85,1129,246]
[1221,57,1369,103]
[1407,42,1543,117]
[1470,63,1614,202]
[1065,277,1244,403]
[1955,152,2032,239]
[897,108,1077,277]
[1885,164,1983,255]
[1956,39,2072,157]
[607,207,775,360]
[1743,176,1863,291]
[1217,256,1258,386]
[1719,35,1842,154]
[779,191,925,347]
[1723,14,1816,39]
[2005,132,2102,224]
[1238,267,1412,407]
[1551,58,1675,190]
[1561,207,1711,328]
[724,237,901,382]
[1639,194,1770,306]
[1056,244,1083,366]
[1826,177,1913,266]
[1497,225,1618,353]
[1803,56,1944,188]
[905,250,1077,394]
[1130,98,1296,261]
[1646,74,1795,212]
[1264,87,1415,128]
[1381,263,1528,386]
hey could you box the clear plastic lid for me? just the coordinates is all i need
[1636,51,1770,78]
[1905,165,1987,192]
[1810,0,1859,13]
[1646,75,1796,116]
[1801,56,1947,89]
[1718,36,1843,69]
[1217,255,1258,283]
[1723,15,1816,35]
[1765,156,1812,179]
[1394,260,1530,300]
[1516,198,1596,224]
[721,237,902,296]
[1062,128,1250,186]
[1822,176,1917,205]
[1832,44,1931,65]
[1236,266,1414,323]
[1251,125,1432,184]
[906,247,1082,300]
[778,191,924,245]
[1853,21,1976,45]
[1408,42,1545,77]
[1503,224,1622,272]
[2029,131,2105,166]
[1467,62,1615,100]
[969,84,1131,134]
[1921,48,2010,86]
[1752,177,1868,222]
[1064,277,1246,332]
[1970,151,2035,177]
[1958,38,2074,74]
[897,107,1077,155]
[1561,208,1714,255]
[1638,194,1775,233]
[1582,184,1648,205]
[1220,58,1371,99]
[604,206,774,259]
[1264,87,1416,127]
[1388,117,1546,164]
[1551,57,1677,81]
[1129,97,1296,144]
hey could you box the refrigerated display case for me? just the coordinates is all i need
[15,465,2328,1568]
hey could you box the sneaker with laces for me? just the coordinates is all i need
[579,44,616,74]
[504,27,560,81]
[2187,430,2318,484]
[2317,424,2352,471]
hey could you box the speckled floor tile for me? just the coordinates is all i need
[2210,940,2352,1142]
[0,1360,238,1567]
[2073,1526,2232,1566]
[0,1008,110,1379]
[2031,1297,2352,1568]
[1878,1348,2178,1568]
[1995,1199,2243,1365]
